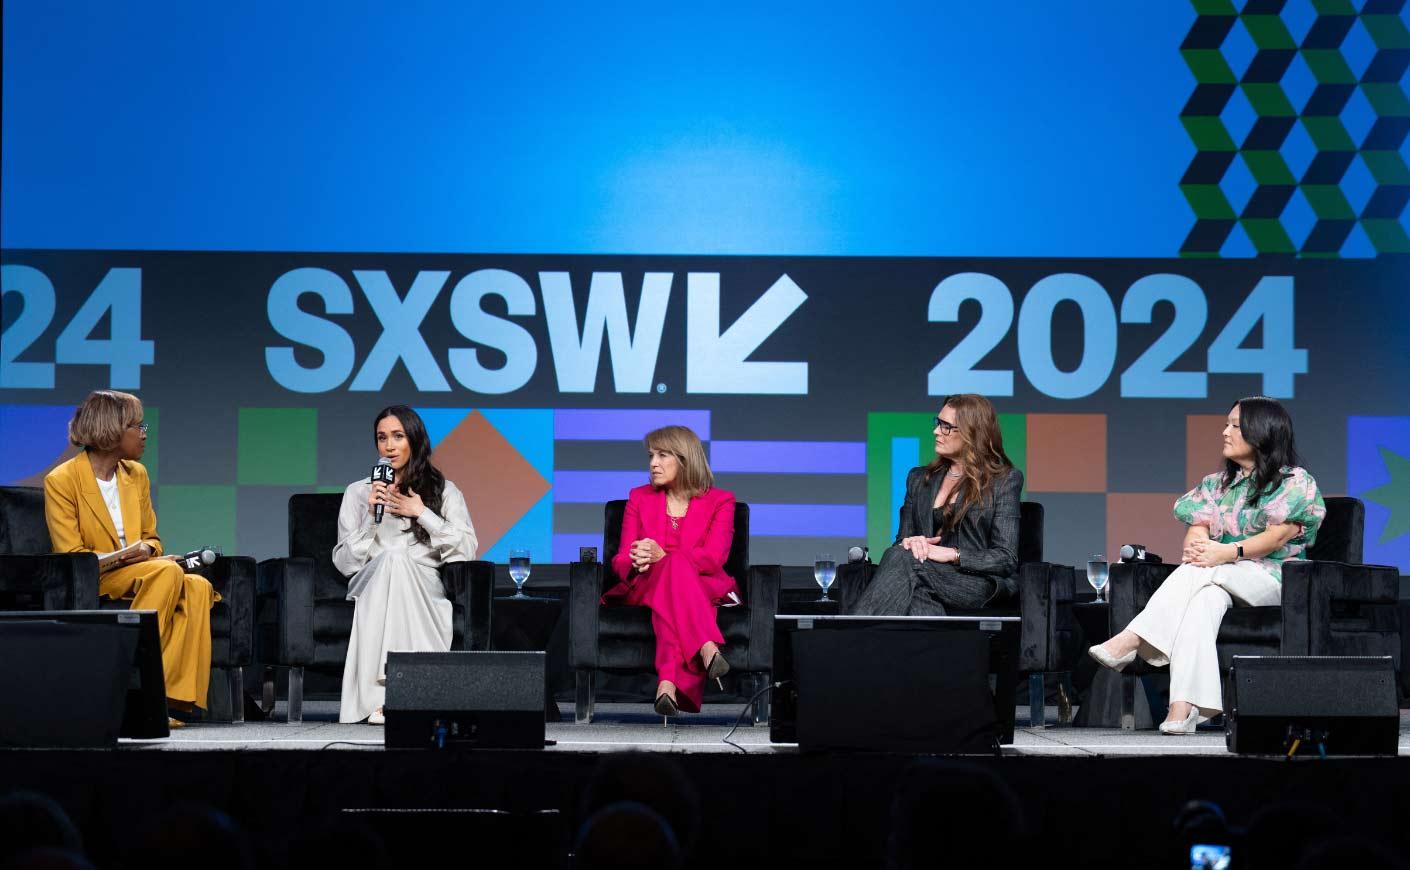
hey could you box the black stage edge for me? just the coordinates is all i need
[5,750,1410,868]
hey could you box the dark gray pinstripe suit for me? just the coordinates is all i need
[850,466,1023,616]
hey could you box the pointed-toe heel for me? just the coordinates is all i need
[1158,706,1200,735]
[1087,644,1137,673]
[654,693,679,719]
[706,650,731,690]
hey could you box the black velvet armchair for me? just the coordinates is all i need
[568,500,781,724]
[255,493,495,723]
[1107,496,1399,727]
[836,502,1081,729]
[0,485,256,721]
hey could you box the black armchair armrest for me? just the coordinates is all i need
[1281,560,1401,663]
[440,560,494,651]
[0,553,101,610]
[836,560,876,614]
[255,557,316,666]
[204,556,256,666]
[742,565,781,672]
[567,560,605,670]
[1017,562,1077,673]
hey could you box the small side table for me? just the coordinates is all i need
[1071,601,1155,729]
[492,594,568,721]
[778,592,842,617]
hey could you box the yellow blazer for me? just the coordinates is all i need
[44,452,164,559]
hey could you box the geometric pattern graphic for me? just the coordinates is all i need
[1348,416,1410,570]
[0,404,158,488]
[157,484,237,556]
[1025,414,1106,493]
[1180,0,1410,257]
[237,407,317,486]
[1185,414,1229,489]
[420,408,552,564]
[1106,493,1190,567]
[0,404,83,486]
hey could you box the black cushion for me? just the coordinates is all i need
[0,486,54,555]
[1308,496,1363,564]
[1018,501,1044,565]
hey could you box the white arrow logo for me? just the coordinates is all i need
[686,272,808,395]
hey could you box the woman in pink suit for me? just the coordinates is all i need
[606,425,738,717]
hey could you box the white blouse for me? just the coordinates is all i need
[96,475,126,546]
[331,477,478,579]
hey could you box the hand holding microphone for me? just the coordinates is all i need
[371,457,395,524]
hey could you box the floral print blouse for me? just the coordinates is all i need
[1173,466,1326,582]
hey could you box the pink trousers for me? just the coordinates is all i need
[605,553,737,712]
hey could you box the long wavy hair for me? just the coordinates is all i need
[374,405,445,545]
[923,394,1015,535]
[1223,396,1299,506]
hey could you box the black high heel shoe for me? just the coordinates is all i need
[654,693,679,718]
[705,649,731,689]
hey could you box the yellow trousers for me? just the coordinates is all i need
[100,559,219,708]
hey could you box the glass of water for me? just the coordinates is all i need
[509,548,531,598]
[814,553,837,601]
[1087,553,1109,603]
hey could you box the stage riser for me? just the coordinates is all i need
[4,751,1409,868]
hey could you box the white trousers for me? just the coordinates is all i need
[1125,561,1281,715]
[339,549,453,723]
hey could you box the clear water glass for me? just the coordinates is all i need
[814,553,837,601]
[1087,553,1109,603]
[509,548,531,598]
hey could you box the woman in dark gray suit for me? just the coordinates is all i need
[850,394,1022,615]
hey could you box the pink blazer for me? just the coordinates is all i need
[608,484,738,595]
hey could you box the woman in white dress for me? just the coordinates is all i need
[335,405,478,724]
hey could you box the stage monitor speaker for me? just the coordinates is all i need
[385,651,546,749]
[0,609,170,742]
[0,618,136,747]
[775,616,1019,753]
[1226,655,1398,756]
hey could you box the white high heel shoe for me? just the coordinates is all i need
[368,708,385,726]
[1158,706,1208,735]
[1087,644,1137,672]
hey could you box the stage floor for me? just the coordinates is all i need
[121,703,1410,756]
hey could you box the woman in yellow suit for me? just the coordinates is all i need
[44,390,218,720]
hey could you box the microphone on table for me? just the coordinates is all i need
[1119,543,1163,564]
[177,547,218,571]
[372,456,395,524]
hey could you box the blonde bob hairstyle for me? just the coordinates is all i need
[68,390,144,451]
[643,425,713,499]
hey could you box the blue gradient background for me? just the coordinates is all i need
[2,2,1196,256]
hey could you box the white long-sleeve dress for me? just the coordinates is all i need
[334,477,478,723]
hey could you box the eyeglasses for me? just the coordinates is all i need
[129,422,149,434]
[933,416,959,436]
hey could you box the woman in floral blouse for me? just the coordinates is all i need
[1089,397,1325,734]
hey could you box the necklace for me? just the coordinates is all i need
[667,497,688,530]
[946,468,964,479]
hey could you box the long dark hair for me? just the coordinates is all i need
[374,405,445,545]
[923,394,1015,534]
[1223,396,1300,506]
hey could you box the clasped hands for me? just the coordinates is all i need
[629,538,667,572]
[369,481,426,519]
[1182,537,1238,567]
[900,535,959,564]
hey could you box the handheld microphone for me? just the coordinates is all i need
[847,545,870,563]
[178,547,218,571]
[372,457,395,524]
[1119,543,1163,564]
